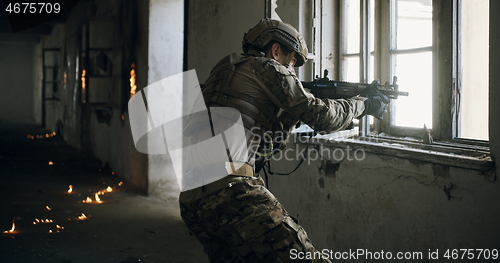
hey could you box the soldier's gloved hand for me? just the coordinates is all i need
[360,79,390,119]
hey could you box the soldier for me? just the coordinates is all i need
[179,19,388,263]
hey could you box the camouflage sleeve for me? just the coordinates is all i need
[250,58,366,134]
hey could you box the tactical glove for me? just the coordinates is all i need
[359,79,390,119]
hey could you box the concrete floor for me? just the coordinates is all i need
[0,121,208,263]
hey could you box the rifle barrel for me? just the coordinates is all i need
[301,81,408,99]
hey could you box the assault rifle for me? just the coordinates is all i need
[301,69,409,100]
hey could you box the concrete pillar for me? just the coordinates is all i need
[489,0,500,177]
[147,0,184,200]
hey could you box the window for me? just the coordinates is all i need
[390,0,433,129]
[335,0,489,142]
[340,0,374,83]
[458,0,489,140]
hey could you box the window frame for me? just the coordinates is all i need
[335,0,488,145]
[431,0,458,142]
[290,0,491,171]
[378,0,434,138]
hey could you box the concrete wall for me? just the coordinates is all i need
[187,0,265,82]
[490,0,500,197]
[266,140,499,257]
[41,0,149,193]
[39,0,185,197]
[0,43,35,121]
[33,42,43,124]
[42,24,68,142]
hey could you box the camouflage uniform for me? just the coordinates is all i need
[179,50,365,262]
[180,176,324,262]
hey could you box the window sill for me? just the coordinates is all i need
[292,126,494,172]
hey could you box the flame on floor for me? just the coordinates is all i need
[77,213,88,220]
[94,193,102,203]
[3,220,15,233]
[68,185,73,193]
[26,132,57,140]
[33,218,54,225]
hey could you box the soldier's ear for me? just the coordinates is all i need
[271,42,281,60]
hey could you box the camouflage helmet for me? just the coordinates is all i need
[243,19,308,67]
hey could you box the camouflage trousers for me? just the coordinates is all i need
[179,176,332,263]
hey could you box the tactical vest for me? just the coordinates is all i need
[202,53,281,133]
